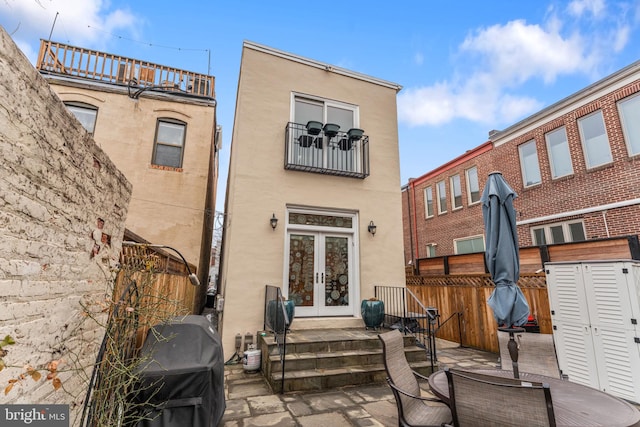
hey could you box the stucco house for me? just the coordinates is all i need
[218,41,405,358]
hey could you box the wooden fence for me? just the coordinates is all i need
[408,235,640,354]
[416,235,640,275]
[407,273,548,354]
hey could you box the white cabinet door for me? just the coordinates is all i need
[546,263,599,388]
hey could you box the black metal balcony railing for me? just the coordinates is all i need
[36,40,215,98]
[284,122,370,179]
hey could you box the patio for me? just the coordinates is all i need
[219,338,499,426]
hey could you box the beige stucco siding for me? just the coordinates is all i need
[220,44,405,357]
[49,83,215,267]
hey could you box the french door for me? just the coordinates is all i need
[287,231,353,316]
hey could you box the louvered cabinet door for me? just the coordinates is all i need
[546,263,599,388]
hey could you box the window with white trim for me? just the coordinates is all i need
[426,244,437,258]
[65,102,98,134]
[518,140,542,187]
[436,180,447,214]
[466,166,480,204]
[450,175,462,210]
[153,119,186,168]
[578,110,612,169]
[424,187,434,218]
[618,94,640,157]
[545,127,573,179]
[454,235,485,254]
[531,220,586,245]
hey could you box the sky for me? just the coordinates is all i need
[2,0,640,214]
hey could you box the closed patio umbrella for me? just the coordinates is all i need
[481,172,529,328]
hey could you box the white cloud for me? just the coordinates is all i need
[398,4,629,128]
[567,0,606,18]
[413,52,424,66]
[0,0,140,59]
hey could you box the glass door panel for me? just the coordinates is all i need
[288,234,316,308]
[323,236,349,308]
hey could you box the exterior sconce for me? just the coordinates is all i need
[368,221,377,236]
[270,213,278,230]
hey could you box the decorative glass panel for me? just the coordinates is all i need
[288,234,315,307]
[324,236,349,307]
[288,213,352,228]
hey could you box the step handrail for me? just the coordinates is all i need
[264,285,289,394]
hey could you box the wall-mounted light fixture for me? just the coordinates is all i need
[368,221,377,236]
[270,213,278,230]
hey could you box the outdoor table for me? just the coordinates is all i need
[428,369,640,427]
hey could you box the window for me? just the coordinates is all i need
[426,244,437,258]
[466,166,480,204]
[454,235,485,254]
[545,127,573,178]
[578,110,612,168]
[153,119,186,168]
[531,220,586,245]
[424,187,434,218]
[618,94,640,157]
[518,140,542,187]
[436,180,447,214]
[450,175,462,209]
[292,95,360,173]
[65,102,98,134]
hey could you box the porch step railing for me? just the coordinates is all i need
[374,285,440,369]
[264,285,290,394]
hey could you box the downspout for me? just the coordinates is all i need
[410,180,420,269]
[602,210,610,238]
[406,181,415,268]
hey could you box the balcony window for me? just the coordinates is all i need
[518,140,542,187]
[545,127,573,179]
[450,175,462,210]
[465,166,480,204]
[424,187,434,218]
[578,110,612,169]
[65,102,98,134]
[618,94,640,157]
[285,95,368,178]
[153,119,186,168]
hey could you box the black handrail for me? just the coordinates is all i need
[433,311,464,347]
[374,285,440,371]
[264,285,289,394]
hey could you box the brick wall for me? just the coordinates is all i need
[404,75,640,260]
[0,27,131,420]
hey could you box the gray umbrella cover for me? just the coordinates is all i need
[481,172,530,327]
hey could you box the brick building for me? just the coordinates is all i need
[403,60,640,266]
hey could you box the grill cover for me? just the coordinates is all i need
[133,315,225,427]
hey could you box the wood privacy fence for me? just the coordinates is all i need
[407,273,548,354]
[408,235,640,354]
[113,269,199,347]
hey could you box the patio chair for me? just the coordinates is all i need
[498,331,563,379]
[445,368,556,427]
[378,330,452,427]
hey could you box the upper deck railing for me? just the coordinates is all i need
[36,39,215,98]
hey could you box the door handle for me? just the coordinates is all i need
[321,273,324,283]
[316,273,318,283]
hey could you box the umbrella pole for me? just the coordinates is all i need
[499,326,526,379]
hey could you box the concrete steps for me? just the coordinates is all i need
[258,328,435,393]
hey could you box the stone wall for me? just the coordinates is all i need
[0,26,131,423]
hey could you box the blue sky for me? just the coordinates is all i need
[2,0,640,213]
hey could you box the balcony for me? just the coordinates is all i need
[284,122,370,179]
[36,40,215,98]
